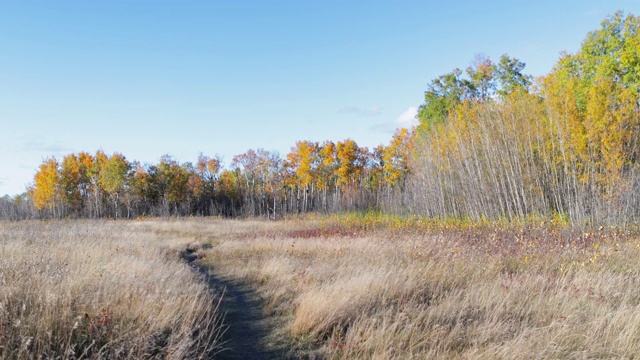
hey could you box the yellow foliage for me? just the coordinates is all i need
[32,158,60,211]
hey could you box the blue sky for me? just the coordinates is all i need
[1,1,639,196]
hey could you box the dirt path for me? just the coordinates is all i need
[184,252,289,359]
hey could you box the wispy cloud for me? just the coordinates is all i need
[338,105,384,117]
[586,8,599,17]
[370,107,418,133]
[21,135,72,155]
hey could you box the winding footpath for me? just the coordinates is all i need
[184,251,289,359]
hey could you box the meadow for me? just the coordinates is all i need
[2,9,638,360]
[4,217,640,359]
[155,216,640,359]
[0,220,222,359]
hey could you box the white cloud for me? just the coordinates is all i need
[369,106,419,133]
[395,107,419,128]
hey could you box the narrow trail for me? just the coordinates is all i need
[183,251,289,360]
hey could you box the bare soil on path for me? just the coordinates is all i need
[184,251,292,360]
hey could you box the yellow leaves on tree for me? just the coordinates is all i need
[335,139,366,189]
[383,128,414,187]
[316,141,337,191]
[99,153,130,218]
[543,11,640,200]
[287,141,319,190]
[32,158,60,211]
[410,11,640,223]
[60,152,94,212]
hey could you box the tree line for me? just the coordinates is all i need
[407,11,640,227]
[3,11,639,227]
[4,130,412,219]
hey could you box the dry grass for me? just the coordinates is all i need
[150,216,640,359]
[0,220,222,359]
[11,217,639,358]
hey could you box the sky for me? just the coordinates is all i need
[1,1,639,196]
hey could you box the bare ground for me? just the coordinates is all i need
[184,250,292,360]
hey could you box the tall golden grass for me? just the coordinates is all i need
[8,217,640,358]
[156,217,640,359]
[0,220,222,359]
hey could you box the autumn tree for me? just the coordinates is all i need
[542,11,640,223]
[369,144,385,189]
[286,141,320,212]
[408,12,640,226]
[59,153,84,215]
[156,155,190,215]
[195,153,222,211]
[128,162,152,216]
[258,150,284,219]
[31,158,61,217]
[317,141,337,211]
[85,150,109,217]
[417,54,532,134]
[217,169,241,216]
[335,139,366,189]
[466,54,496,101]
[99,153,131,218]
[232,149,260,215]
[383,128,414,188]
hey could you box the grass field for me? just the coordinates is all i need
[0,220,222,359]
[4,217,640,359]
[151,216,640,359]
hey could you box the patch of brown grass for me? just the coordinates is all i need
[156,217,640,359]
[0,220,222,359]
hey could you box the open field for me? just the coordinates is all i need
[149,216,640,359]
[4,217,640,359]
[0,220,222,359]
[3,6,640,360]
